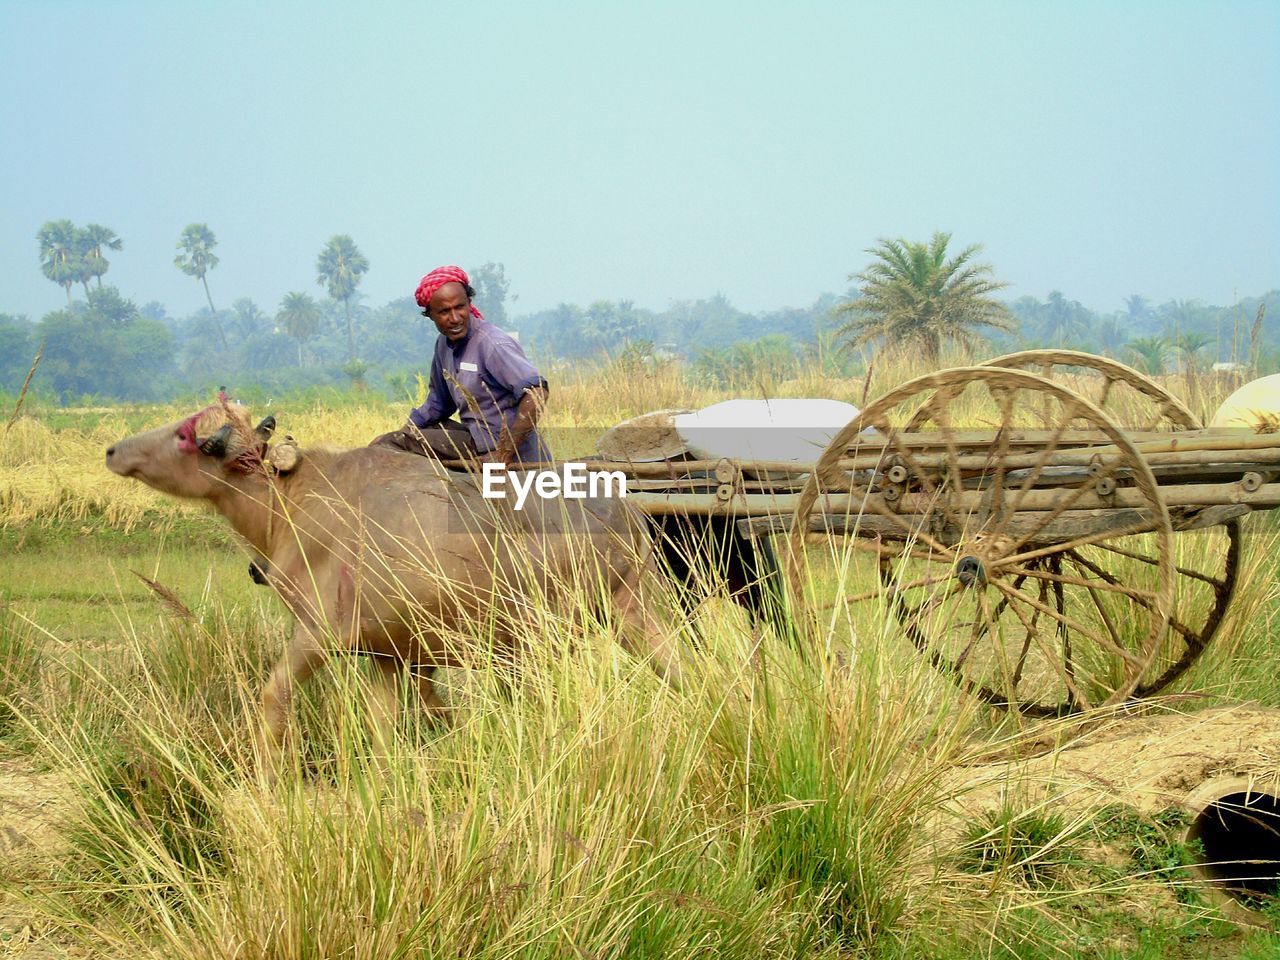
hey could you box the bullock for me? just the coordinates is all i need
[105,396,679,760]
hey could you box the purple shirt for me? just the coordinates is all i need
[409,317,550,462]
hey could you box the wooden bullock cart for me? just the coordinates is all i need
[597,350,1280,716]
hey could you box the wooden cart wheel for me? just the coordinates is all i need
[786,366,1175,716]
[906,349,1193,433]
[913,350,1240,699]
[972,349,1194,430]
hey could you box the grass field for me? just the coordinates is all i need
[2,359,1279,958]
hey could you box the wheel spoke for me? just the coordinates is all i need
[951,591,994,675]
[1016,574,1049,686]
[997,578,1093,710]
[1091,541,1226,586]
[840,536,951,563]
[1004,564,1157,602]
[1008,408,1077,513]
[1011,622,1036,687]
[1065,554,1128,656]
[1003,477,1110,555]
[839,573,950,605]
[984,389,1018,540]
[979,589,1020,707]
[995,518,1161,569]
[1050,565,1079,704]
[1066,549,1201,645]
[1096,376,1115,411]
[909,383,965,431]
[902,581,964,634]
[990,577,1145,668]
[835,492,956,558]
[954,573,1025,672]
[919,397,967,529]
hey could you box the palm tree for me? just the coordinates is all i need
[81,224,123,289]
[1159,298,1209,333]
[174,223,227,349]
[1171,331,1213,369]
[1126,336,1168,376]
[834,232,1014,365]
[315,234,369,361]
[276,292,322,367]
[1124,294,1150,325]
[1037,291,1093,346]
[228,298,269,342]
[1172,331,1214,403]
[37,219,83,305]
[1095,317,1128,357]
[471,261,511,327]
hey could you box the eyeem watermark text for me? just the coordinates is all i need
[482,462,628,510]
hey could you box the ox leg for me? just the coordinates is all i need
[257,625,328,774]
[365,661,453,764]
[366,655,403,762]
[612,563,682,686]
[408,666,453,727]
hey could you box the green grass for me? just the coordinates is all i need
[0,522,285,647]
[1170,512,1280,706]
[1,515,1279,958]
[0,606,41,741]
[958,800,1080,888]
[1097,805,1205,903]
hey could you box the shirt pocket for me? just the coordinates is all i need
[448,364,489,413]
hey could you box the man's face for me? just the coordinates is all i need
[427,282,472,342]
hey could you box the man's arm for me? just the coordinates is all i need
[477,330,549,465]
[489,386,548,465]
[408,352,455,429]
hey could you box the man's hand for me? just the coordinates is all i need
[497,387,548,465]
[483,444,515,467]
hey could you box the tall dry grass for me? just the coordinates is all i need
[6,557,1133,959]
[1,354,1244,531]
[1,354,1275,957]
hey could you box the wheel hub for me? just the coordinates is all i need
[956,554,987,587]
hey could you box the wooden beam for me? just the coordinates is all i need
[625,481,1280,518]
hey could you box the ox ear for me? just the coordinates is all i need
[255,415,276,442]
[198,424,232,458]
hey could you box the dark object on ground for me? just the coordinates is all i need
[248,559,269,585]
[649,513,791,640]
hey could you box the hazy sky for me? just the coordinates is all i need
[2,0,1277,324]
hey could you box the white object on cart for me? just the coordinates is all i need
[674,398,861,464]
[1211,373,1280,433]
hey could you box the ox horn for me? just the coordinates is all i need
[199,424,233,458]
[255,415,276,442]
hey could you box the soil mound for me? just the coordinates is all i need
[962,704,1280,813]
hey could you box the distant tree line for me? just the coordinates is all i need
[3,223,1275,404]
[1003,290,1272,376]
[516,292,841,361]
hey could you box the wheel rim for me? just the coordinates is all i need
[977,349,1198,431]
[786,366,1175,715]
[978,350,1238,698]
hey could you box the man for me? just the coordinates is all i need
[374,265,550,465]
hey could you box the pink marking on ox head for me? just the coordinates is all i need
[173,397,268,473]
[176,410,205,454]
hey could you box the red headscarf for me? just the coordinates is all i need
[414,264,484,320]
